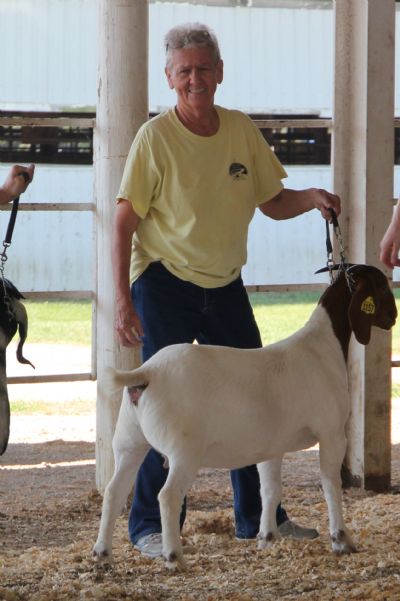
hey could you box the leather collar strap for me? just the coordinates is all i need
[4,196,19,247]
[2,170,28,250]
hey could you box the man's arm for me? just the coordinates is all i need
[112,199,144,347]
[259,187,341,221]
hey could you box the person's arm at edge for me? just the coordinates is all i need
[112,198,144,347]
[380,198,400,269]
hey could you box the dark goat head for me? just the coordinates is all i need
[0,278,34,455]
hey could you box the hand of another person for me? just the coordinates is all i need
[380,201,400,269]
[0,164,35,204]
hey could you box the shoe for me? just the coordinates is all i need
[278,519,319,540]
[134,533,163,558]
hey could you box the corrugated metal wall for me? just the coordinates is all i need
[149,2,335,115]
[0,165,93,291]
[0,0,96,110]
[3,1,400,114]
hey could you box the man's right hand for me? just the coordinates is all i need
[115,298,144,347]
[112,199,143,347]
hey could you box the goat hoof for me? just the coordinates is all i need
[333,543,358,555]
[257,531,277,550]
[164,551,186,571]
[92,545,113,564]
[331,530,357,555]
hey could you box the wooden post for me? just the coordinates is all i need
[333,0,395,491]
[94,0,148,493]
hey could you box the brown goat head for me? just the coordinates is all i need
[346,265,397,345]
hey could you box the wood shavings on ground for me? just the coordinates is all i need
[1,428,400,600]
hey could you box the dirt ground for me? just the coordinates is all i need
[0,407,400,601]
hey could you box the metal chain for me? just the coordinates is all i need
[332,222,346,268]
[0,242,10,294]
[325,209,347,282]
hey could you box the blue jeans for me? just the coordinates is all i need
[128,262,288,544]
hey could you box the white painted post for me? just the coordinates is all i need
[94,0,148,492]
[333,0,395,490]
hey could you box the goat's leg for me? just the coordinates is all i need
[257,457,282,549]
[319,436,356,555]
[158,461,198,570]
[93,441,150,563]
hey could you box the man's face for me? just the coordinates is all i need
[165,47,223,113]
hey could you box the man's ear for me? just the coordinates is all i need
[165,66,174,90]
[348,278,376,345]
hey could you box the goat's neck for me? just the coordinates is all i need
[319,276,352,361]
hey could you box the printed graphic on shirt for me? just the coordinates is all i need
[229,162,248,180]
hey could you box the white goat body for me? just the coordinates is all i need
[93,265,397,567]
[116,310,347,467]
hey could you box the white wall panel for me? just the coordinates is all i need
[0,162,399,291]
[0,0,96,109]
[0,165,93,291]
[2,210,93,291]
[1,1,400,114]
[243,166,332,286]
[149,2,334,114]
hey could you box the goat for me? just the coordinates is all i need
[93,264,397,568]
[0,278,34,455]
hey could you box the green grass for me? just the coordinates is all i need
[10,292,400,414]
[10,398,95,415]
[392,383,400,398]
[250,290,400,355]
[24,299,92,345]
[21,292,400,351]
[250,291,320,346]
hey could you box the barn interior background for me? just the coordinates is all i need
[1,0,400,294]
[0,2,400,599]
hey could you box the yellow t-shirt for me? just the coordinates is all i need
[117,106,287,288]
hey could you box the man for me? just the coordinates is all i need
[113,23,341,558]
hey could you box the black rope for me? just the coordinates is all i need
[325,217,333,258]
[4,196,20,246]
[1,170,28,251]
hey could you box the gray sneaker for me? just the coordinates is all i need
[278,519,319,540]
[134,533,163,558]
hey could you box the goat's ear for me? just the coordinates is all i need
[348,278,377,345]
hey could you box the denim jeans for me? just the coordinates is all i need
[128,261,287,544]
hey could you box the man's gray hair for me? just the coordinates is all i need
[164,23,221,66]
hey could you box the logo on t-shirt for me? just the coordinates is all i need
[229,162,248,180]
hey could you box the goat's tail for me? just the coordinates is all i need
[103,365,149,395]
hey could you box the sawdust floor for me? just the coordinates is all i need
[0,414,400,601]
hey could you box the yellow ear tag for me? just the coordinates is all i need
[361,296,375,315]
